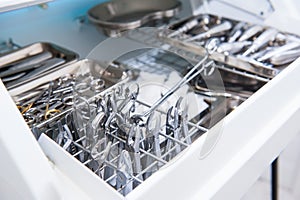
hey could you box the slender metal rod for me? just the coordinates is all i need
[271,157,278,200]
[136,54,209,118]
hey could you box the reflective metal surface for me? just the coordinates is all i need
[161,14,300,79]
[0,42,78,89]
[88,0,181,37]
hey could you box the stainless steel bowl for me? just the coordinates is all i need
[88,0,181,37]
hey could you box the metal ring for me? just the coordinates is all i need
[23,113,35,125]
[74,82,90,94]
[62,96,74,106]
[90,78,105,92]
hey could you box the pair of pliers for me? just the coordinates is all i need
[117,150,133,196]
[126,124,143,185]
[165,97,183,160]
[144,112,162,179]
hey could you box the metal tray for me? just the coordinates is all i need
[88,0,181,37]
[122,27,270,92]
[0,42,78,90]
[160,14,300,79]
[10,59,130,128]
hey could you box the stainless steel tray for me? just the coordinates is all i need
[88,0,181,37]
[160,14,300,79]
[10,59,129,128]
[123,28,269,92]
[0,42,78,90]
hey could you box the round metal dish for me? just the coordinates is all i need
[88,0,181,37]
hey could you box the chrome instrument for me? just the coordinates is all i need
[217,41,252,54]
[163,14,300,78]
[243,28,278,56]
[270,48,300,65]
[238,25,264,42]
[185,21,233,42]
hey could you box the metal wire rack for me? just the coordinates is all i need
[38,95,208,196]
[35,48,212,196]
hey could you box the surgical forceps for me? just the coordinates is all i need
[144,112,162,178]
[44,81,61,120]
[165,104,181,160]
[176,97,192,144]
[131,55,212,121]
[126,123,143,185]
[117,150,133,196]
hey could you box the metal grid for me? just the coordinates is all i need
[36,49,211,196]
[40,97,207,196]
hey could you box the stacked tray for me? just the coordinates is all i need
[0,42,78,89]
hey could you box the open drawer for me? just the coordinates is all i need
[1,1,300,200]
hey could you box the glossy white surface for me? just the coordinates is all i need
[38,134,125,200]
[0,0,52,13]
[1,1,300,199]
[0,81,62,200]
